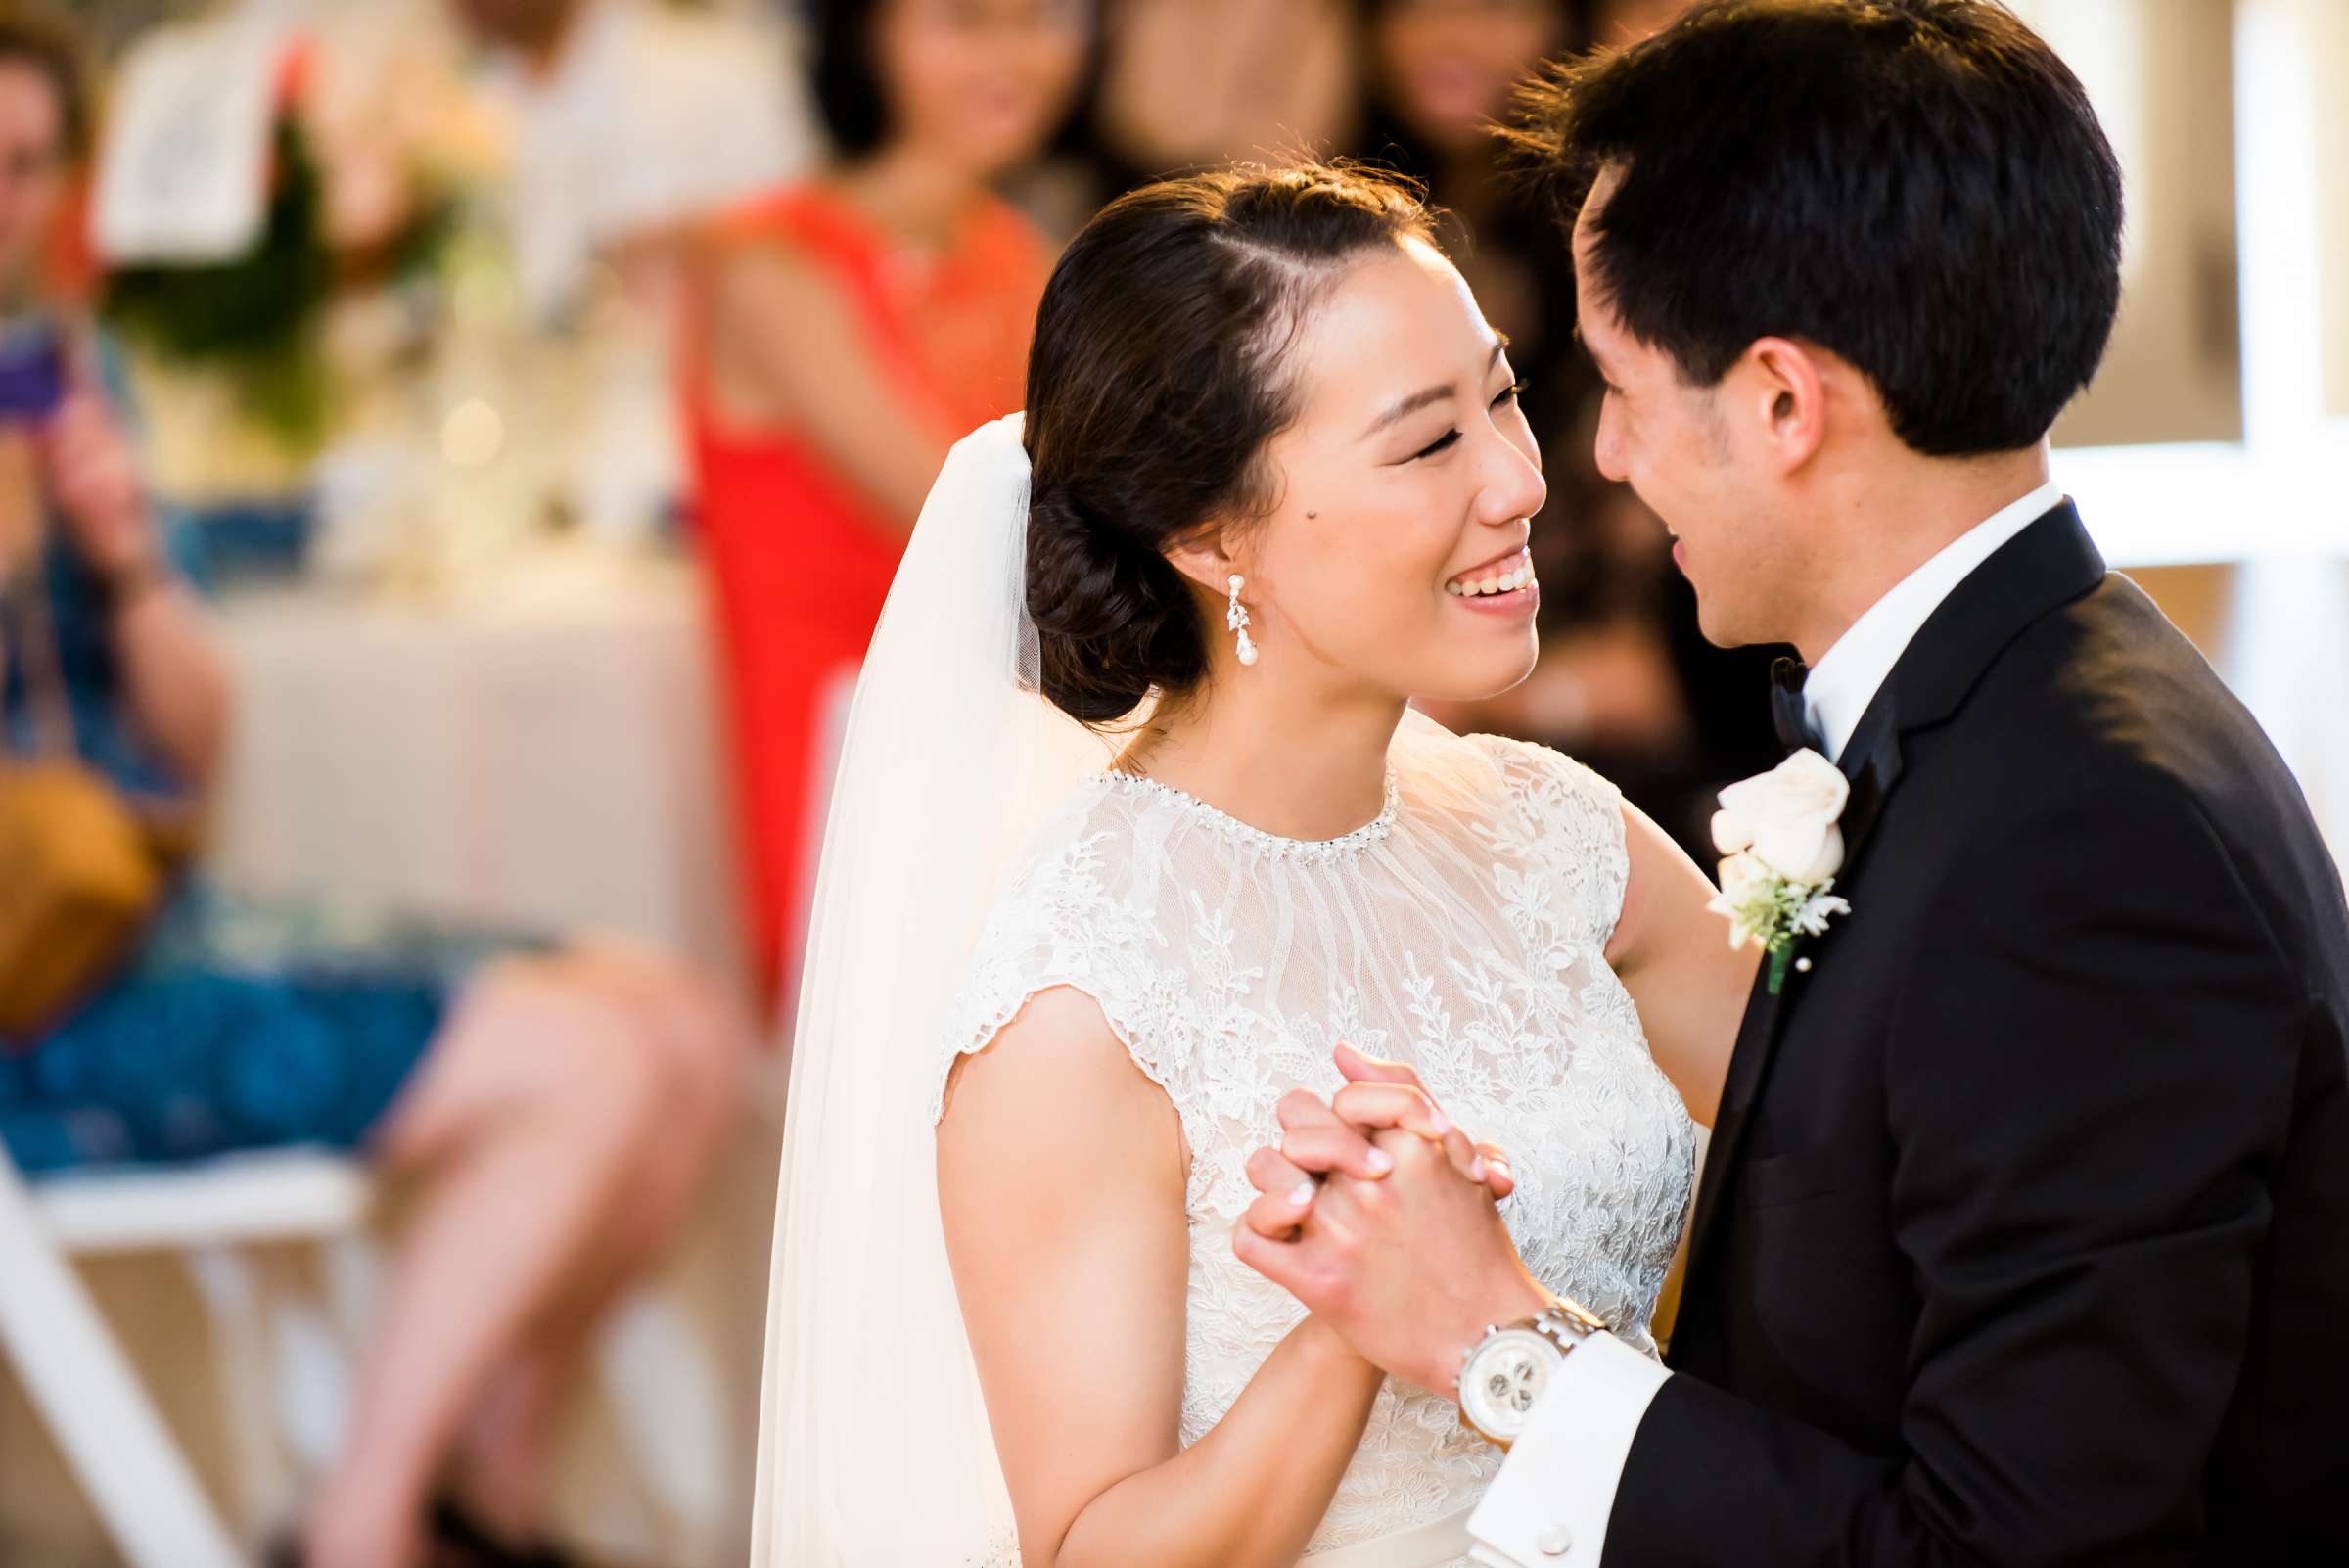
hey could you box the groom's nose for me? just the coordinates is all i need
[1593,396,1630,484]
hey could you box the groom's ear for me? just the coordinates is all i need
[1741,336,1828,472]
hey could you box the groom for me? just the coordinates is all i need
[1236,2,2349,1563]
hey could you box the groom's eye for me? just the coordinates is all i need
[1493,381,1527,409]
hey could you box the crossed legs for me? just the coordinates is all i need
[299,948,752,1568]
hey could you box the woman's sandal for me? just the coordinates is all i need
[430,1496,582,1568]
[260,1500,583,1568]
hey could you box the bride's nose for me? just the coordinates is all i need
[1475,437,1547,530]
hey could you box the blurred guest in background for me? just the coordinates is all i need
[444,0,814,321]
[1090,0,1359,181]
[684,0,1088,998]
[1359,0,1779,853]
[0,18,753,1568]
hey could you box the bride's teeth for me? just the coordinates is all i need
[1451,555,1537,596]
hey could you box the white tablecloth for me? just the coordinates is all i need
[207,556,747,982]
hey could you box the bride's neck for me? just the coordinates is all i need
[1119,675,1405,842]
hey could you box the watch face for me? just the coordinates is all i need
[1461,1328,1557,1443]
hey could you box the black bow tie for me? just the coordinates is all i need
[1771,656,1825,754]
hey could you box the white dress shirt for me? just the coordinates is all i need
[1803,480,2067,762]
[1464,478,2068,1568]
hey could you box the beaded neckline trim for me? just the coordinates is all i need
[1090,767,1403,862]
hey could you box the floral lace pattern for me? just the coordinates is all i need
[940,720,1697,1561]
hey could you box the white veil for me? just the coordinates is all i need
[751,415,1109,1565]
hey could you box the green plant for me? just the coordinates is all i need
[103,115,337,452]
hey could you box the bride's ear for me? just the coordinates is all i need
[1162,526,1243,599]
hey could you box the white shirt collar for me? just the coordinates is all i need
[1804,480,2067,761]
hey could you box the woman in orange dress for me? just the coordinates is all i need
[685,0,1091,999]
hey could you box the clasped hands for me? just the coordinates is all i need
[1233,1042,1557,1397]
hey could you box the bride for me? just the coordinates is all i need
[754,163,1756,1568]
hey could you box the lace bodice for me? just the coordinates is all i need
[940,719,1697,1561]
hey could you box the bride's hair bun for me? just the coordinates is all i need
[1021,161,1433,728]
[1027,484,1204,724]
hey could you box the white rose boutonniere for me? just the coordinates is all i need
[1708,749,1855,994]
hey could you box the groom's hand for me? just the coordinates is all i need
[1235,1123,1554,1397]
[1236,1045,1546,1396]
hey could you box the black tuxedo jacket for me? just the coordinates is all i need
[1607,506,2349,1565]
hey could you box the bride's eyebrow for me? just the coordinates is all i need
[1359,338,1508,441]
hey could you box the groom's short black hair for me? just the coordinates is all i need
[1512,0,2124,457]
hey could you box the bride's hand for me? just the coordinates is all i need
[1237,1060,1514,1249]
[1332,1042,1516,1199]
[1236,1125,1552,1397]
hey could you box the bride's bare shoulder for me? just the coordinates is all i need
[938,983,1188,1186]
[946,984,1139,1099]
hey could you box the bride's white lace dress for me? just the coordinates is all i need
[937,717,1697,1564]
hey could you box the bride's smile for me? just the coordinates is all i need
[1444,544,1538,606]
[1221,233,1550,709]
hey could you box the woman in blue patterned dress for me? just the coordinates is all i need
[0,18,753,1568]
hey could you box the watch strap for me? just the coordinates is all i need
[1536,1297,1608,1345]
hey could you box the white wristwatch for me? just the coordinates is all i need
[1455,1298,1609,1450]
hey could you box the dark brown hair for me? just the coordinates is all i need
[1509,0,2122,457]
[0,6,90,162]
[1024,162,1435,726]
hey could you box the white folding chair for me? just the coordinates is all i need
[0,1145,372,1568]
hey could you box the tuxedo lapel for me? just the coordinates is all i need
[1831,693,1903,873]
[1683,963,1781,1279]
[1876,502,2105,736]
[1684,669,1910,1278]
[1678,504,2106,1296]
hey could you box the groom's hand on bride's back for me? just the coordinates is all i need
[1233,1046,1550,1395]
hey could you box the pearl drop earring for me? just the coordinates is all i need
[1226,575,1259,667]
